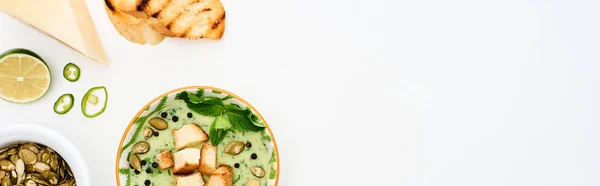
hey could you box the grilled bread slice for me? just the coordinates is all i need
[105,1,165,45]
[108,0,226,40]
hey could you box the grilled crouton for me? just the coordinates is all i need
[175,172,205,186]
[155,150,174,169]
[105,0,165,45]
[173,124,208,150]
[205,165,233,186]
[199,143,217,174]
[173,148,200,174]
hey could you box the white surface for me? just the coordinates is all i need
[0,0,598,185]
[0,124,90,186]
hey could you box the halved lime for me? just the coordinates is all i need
[0,48,51,103]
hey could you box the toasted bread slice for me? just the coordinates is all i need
[105,0,165,45]
[173,148,201,175]
[173,124,209,150]
[199,143,217,174]
[175,172,205,186]
[155,150,174,169]
[205,165,233,186]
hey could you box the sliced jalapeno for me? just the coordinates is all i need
[81,86,107,118]
[53,94,74,115]
[63,63,80,82]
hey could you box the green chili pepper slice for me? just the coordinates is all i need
[53,94,74,115]
[63,63,80,82]
[81,86,108,118]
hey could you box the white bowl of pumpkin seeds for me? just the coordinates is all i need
[0,124,90,186]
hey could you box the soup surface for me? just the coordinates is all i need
[120,90,276,186]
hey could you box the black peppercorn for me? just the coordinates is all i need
[145,180,151,186]
[246,142,252,148]
[152,162,158,168]
[161,112,167,118]
[141,160,146,166]
[172,116,179,122]
[234,163,240,168]
[251,153,257,160]
[187,112,193,118]
[134,170,140,174]
[153,131,159,136]
[146,168,152,173]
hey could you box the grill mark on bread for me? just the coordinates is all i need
[158,0,196,26]
[202,8,211,12]
[137,0,150,11]
[145,0,171,16]
[105,0,115,11]
[212,13,225,30]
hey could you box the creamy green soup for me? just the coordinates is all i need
[124,99,273,186]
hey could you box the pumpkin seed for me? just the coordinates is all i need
[23,165,33,175]
[0,171,4,179]
[6,148,16,156]
[245,180,260,186]
[19,145,38,155]
[224,141,245,155]
[24,179,35,186]
[250,166,265,178]
[132,142,150,154]
[17,150,36,166]
[0,153,8,160]
[1,177,10,186]
[14,160,23,184]
[9,171,15,185]
[148,117,168,130]
[8,156,17,165]
[43,172,58,185]
[129,154,142,171]
[49,156,58,172]
[32,163,49,173]
[31,178,47,186]
[144,127,154,139]
[0,161,15,171]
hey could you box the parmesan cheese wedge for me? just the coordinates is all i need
[0,0,107,65]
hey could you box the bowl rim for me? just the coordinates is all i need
[114,86,280,186]
[0,124,91,186]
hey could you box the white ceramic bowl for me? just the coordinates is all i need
[0,124,91,186]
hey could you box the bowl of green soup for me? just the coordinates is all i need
[116,86,279,186]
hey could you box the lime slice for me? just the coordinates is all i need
[0,48,51,103]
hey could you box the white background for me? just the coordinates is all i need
[0,0,599,185]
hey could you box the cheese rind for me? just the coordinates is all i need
[0,0,107,65]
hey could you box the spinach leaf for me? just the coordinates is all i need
[226,106,264,132]
[177,91,224,116]
[210,115,230,145]
[188,104,223,116]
